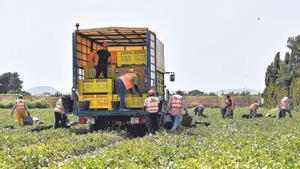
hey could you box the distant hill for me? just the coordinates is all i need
[214,88,260,96]
[27,86,59,95]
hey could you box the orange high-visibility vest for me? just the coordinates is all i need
[119,73,138,90]
[230,98,235,110]
[54,99,64,113]
[145,96,159,113]
[16,99,25,112]
[249,103,258,111]
[170,94,183,108]
[280,102,289,110]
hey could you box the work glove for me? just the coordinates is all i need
[184,110,189,115]
[138,91,142,97]
[129,88,134,94]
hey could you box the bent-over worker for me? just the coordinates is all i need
[193,104,207,118]
[116,72,142,109]
[249,103,260,118]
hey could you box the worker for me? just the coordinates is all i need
[95,42,111,79]
[116,72,142,109]
[11,95,30,126]
[223,95,235,118]
[193,104,208,118]
[279,96,292,118]
[167,90,188,132]
[144,89,160,134]
[54,98,67,128]
[249,103,261,118]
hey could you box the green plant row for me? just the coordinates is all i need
[0,130,124,169]
[60,108,300,169]
[0,99,49,109]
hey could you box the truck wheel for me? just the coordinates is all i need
[127,124,147,138]
[89,118,107,132]
[89,124,96,133]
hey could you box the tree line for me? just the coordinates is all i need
[263,35,300,110]
[0,72,30,95]
[186,90,257,96]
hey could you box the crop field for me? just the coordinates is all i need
[0,108,299,168]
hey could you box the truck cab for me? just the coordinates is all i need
[71,26,173,136]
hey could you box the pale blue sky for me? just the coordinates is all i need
[0,0,299,93]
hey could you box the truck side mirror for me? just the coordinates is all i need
[170,74,175,82]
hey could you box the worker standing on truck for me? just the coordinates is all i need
[95,42,111,79]
[117,72,142,109]
[167,90,188,132]
[144,89,160,134]
[11,95,30,126]
[193,104,208,118]
[249,103,260,118]
[54,98,67,128]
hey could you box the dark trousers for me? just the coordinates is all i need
[116,79,126,108]
[54,112,67,128]
[279,109,293,118]
[147,113,159,133]
[95,65,108,78]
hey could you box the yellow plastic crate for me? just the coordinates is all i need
[84,65,116,79]
[78,95,112,109]
[112,94,119,101]
[117,50,147,66]
[78,79,113,94]
[125,94,147,108]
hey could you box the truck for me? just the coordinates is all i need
[70,25,175,137]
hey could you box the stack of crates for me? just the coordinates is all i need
[79,49,147,110]
[116,50,147,67]
[78,79,113,110]
[112,94,148,109]
[115,50,147,109]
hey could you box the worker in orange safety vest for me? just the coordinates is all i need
[54,98,67,128]
[144,89,160,134]
[167,90,188,132]
[249,103,261,118]
[116,72,142,109]
[11,95,30,126]
[279,96,292,118]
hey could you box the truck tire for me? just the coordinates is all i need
[127,124,147,138]
[89,118,107,132]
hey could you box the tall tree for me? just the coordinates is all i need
[0,72,23,94]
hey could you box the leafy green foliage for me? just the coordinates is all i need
[0,109,124,168]
[60,108,300,168]
[0,99,50,109]
[0,72,23,94]
[1,108,299,168]
[264,35,300,110]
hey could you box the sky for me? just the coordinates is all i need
[0,0,300,93]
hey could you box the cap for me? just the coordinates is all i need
[148,89,156,96]
[103,42,109,47]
